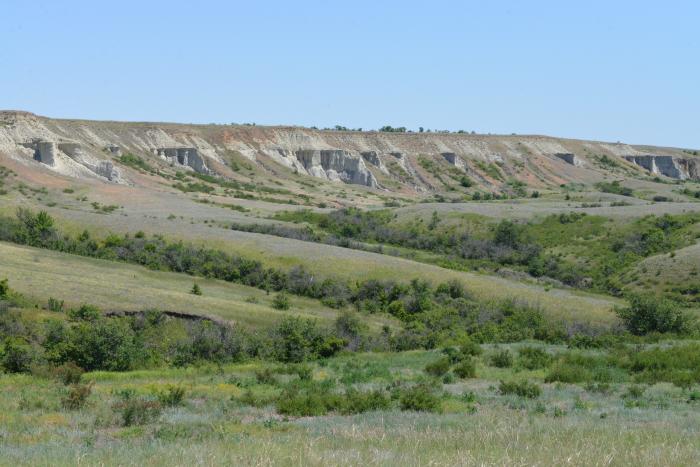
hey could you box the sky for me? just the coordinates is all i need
[2,0,699,148]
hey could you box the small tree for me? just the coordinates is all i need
[616,293,690,335]
[191,283,202,296]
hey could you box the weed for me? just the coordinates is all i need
[62,383,93,410]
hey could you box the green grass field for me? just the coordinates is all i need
[2,345,699,466]
[0,242,394,330]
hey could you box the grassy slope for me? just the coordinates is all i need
[0,242,394,330]
[0,188,622,327]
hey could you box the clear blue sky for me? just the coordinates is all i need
[2,0,698,148]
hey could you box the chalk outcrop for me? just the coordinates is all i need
[554,153,584,167]
[294,150,377,187]
[442,152,466,170]
[624,155,699,180]
[24,141,58,165]
[155,147,210,174]
[18,139,122,182]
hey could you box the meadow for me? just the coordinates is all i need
[2,343,699,466]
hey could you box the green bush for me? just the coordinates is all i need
[545,362,592,384]
[272,292,290,310]
[52,317,142,371]
[616,293,691,335]
[425,357,451,377]
[255,368,277,385]
[51,362,84,385]
[272,317,345,362]
[113,390,162,426]
[67,304,101,321]
[398,384,443,412]
[490,349,514,368]
[0,278,8,299]
[156,385,186,407]
[276,384,341,417]
[190,283,202,296]
[47,297,64,312]
[341,388,391,414]
[626,343,700,386]
[453,358,476,379]
[459,337,483,358]
[1,338,34,373]
[498,380,542,398]
[518,346,552,370]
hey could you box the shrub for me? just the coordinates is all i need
[114,390,162,426]
[67,304,100,321]
[518,346,552,370]
[62,383,92,410]
[272,317,344,362]
[52,362,84,385]
[0,278,8,299]
[294,364,313,381]
[453,358,476,379]
[616,293,690,335]
[272,292,290,310]
[156,385,186,407]
[545,362,592,384]
[490,349,514,368]
[459,337,482,358]
[425,357,451,377]
[341,388,391,414]
[498,380,542,398]
[398,384,443,412]
[1,338,34,373]
[626,342,700,386]
[47,297,64,312]
[191,283,202,296]
[52,317,142,371]
[276,385,341,417]
[255,368,277,385]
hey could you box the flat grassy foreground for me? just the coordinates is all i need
[1,346,699,466]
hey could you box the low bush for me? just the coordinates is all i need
[113,389,162,426]
[453,358,476,379]
[52,362,84,385]
[272,292,290,310]
[518,346,552,370]
[490,349,514,368]
[498,380,542,398]
[398,384,443,412]
[62,383,92,410]
[156,385,186,407]
[47,297,64,312]
[459,338,483,358]
[341,388,391,414]
[276,384,342,417]
[255,368,277,385]
[425,357,451,377]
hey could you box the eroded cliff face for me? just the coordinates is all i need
[624,155,699,180]
[295,150,377,187]
[0,111,697,191]
[155,147,210,174]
